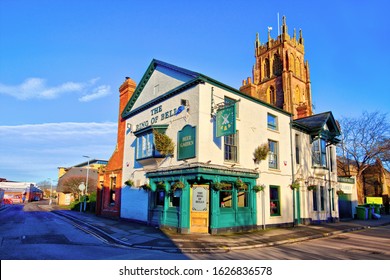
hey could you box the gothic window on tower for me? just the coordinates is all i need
[264,58,270,79]
[273,54,282,76]
[267,86,276,105]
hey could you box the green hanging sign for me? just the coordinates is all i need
[177,125,196,160]
[216,104,236,137]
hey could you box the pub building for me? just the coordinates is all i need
[102,18,341,233]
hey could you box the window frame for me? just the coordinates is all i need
[219,184,233,208]
[269,185,281,216]
[224,131,239,163]
[267,113,278,130]
[134,125,168,161]
[268,139,279,169]
[237,188,249,208]
[320,186,325,211]
[312,138,327,168]
[312,187,318,211]
[155,189,165,207]
[295,134,300,165]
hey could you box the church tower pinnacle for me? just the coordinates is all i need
[239,16,313,119]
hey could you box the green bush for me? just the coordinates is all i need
[70,192,97,212]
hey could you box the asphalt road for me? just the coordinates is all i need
[1,201,389,260]
[186,224,390,260]
[0,203,188,260]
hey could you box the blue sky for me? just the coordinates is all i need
[1,0,389,183]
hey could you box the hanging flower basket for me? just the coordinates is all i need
[211,182,231,191]
[289,180,300,190]
[253,143,269,164]
[171,181,185,191]
[140,184,152,191]
[153,129,175,157]
[235,178,247,190]
[307,185,316,191]
[156,181,166,190]
[124,179,134,187]
[253,184,265,193]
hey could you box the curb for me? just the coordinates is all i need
[48,209,390,254]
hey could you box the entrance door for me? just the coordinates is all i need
[190,185,209,233]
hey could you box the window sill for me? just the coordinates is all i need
[267,128,280,133]
[268,168,281,172]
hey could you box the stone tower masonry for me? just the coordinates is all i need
[240,16,313,119]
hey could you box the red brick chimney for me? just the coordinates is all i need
[97,77,136,217]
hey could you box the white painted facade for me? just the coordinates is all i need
[120,60,340,231]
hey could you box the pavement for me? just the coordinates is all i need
[3,203,390,254]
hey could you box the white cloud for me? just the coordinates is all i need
[0,122,118,182]
[0,122,117,138]
[79,85,111,102]
[0,77,111,102]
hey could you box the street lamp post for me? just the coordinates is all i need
[83,155,90,211]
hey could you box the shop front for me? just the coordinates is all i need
[146,163,259,234]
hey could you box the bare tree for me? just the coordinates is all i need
[338,111,390,203]
[58,176,96,197]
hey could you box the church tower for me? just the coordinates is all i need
[240,16,313,119]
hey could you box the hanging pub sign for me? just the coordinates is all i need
[177,125,196,160]
[216,104,236,137]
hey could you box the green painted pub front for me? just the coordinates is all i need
[146,164,259,234]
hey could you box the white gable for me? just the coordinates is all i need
[131,65,194,110]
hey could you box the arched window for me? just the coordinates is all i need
[273,53,283,76]
[268,86,276,105]
[264,58,270,79]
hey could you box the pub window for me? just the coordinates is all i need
[312,187,318,211]
[267,113,278,130]
[295,134,300,165]
[136,132,155,160]
[169,192,180,207]
[312,138,327,168]
[224,131,238,162]
[320,186,325,211]
[270,185,280,216]
[220,184,233,208]
[133,125,169,161]
[268,140,278,169]
[155,190,165,207]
